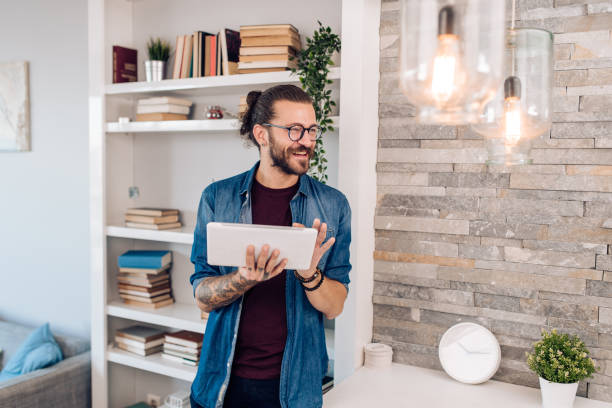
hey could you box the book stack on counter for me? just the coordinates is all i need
[161,330,204,366]
[125,207,182,230]
[238,24,301,74]
[117,250,175,309]
[135,97,193,122]
[172,28,241,79]
[115,325,166,357]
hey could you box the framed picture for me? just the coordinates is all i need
[0,61,31,152]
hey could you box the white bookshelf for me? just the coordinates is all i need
[105,68,341,96]
[90,0,378,407]
[106,116,339,134]
[106,225,194,244]
[106,301,205,333]
[107,345,197,382]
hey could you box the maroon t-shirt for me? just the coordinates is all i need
[231,177,299,379]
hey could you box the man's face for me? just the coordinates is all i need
[266,100,316,176]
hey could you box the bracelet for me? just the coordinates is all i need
[294,268,320,284]
[302,270,325,292]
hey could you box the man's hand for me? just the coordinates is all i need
[292,218,335,279]
[195,244,287,313]
[238,244,288,283]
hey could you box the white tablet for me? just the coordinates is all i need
[206,222,318,270]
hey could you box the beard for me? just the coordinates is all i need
[268,134,314,176]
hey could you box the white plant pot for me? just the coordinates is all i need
[145,60,165,82]
[539,376,579,408]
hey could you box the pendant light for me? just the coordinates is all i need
[471,0,553,165]
[399,0,506,125]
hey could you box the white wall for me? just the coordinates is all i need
[0,0,90,339]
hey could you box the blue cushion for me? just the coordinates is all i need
[0,323,63,379]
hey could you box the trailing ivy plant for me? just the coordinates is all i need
[526,329,598,384]
[147,37,171,61]
[291,21,341,184]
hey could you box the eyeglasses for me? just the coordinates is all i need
[262,123,322,142]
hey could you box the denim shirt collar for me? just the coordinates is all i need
[239,161,310,198]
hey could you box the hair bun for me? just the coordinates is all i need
[246,90,262,108]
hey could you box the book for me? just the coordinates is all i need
[119,288,171,298]
[240,35,301,50]
[121,297,175,309]
[238,67,289,74]
[210,34,217,76]
[136,104,190,115]
[240,46,295,56]
[240,24,298,35]
[115,336,165,349]
[239,53,293,62]
[125,221,182,230]
[117,272,169,284]
[161,352,198,366]
[118,264,171,275]
[193,30,200,78]
[116,325,166,342]
[126,208,179,217]
[220,28,241,76]
[135,113,188,121]
[237,60,297,70]
[204,35,212,77]
[240,26,298,38]
[116,342,163,356]
[117,278,170,288]
[118,250,172,269]
[181,34,193,78]
[112,46,137,83]
[162,348,200,361]
[118,283,171,292]
[163,341,201,355]
[117,272,169,283]
[124,214,180,224]
[164,330,204,348]
[119,293,172,303]
[137,97,193,107]
[172,35,185,79]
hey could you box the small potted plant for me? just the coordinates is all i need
[145,37,170,81]
[526,329,597,408]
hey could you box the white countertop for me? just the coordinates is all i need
[323,363,611,407]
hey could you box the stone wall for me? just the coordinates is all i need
[376,0,612,401]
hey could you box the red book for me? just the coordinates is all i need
[112,46,137,83]
[210,35,217,76]
[165,330,204,348]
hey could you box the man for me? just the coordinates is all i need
[189,84,352,408]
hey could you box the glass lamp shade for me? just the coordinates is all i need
[472,28,553,165]
[399,0,506,125]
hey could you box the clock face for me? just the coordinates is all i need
[438,322,501,384]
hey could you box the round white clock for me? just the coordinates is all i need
[438,322,501,384]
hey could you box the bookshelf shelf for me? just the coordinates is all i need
[106,225,194,244]
[106,117,339,134]
[107,345,197,382]
[107,301,205,333]
[105,67,340,96]
[106,119,240,133]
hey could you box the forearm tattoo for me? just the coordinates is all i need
[196,271,257,312]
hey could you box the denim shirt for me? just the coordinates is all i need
[189,162,352,408]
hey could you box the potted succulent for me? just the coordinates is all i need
[145,37,170,81]
[526,329,598,408]
[291,21,341,184]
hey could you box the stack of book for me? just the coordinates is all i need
[238,24,301,74]
[117,250,174,309]
[161,330,204,366]
[115,325,166,356]
[172,28,240,79]
[125,208,182,230]
[135,97,192,122]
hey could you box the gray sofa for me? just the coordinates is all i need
[0,320,91,408]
